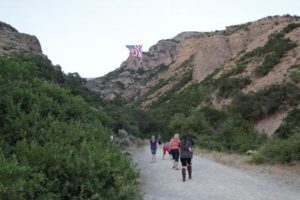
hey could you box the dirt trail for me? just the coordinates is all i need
[132,146,300,200]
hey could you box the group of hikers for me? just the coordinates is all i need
[149,133,193,182]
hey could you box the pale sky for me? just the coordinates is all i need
[0,0,299,78]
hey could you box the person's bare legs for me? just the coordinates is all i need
[172,159,176,168]
[175,161,179,170]
[151,154,156,163]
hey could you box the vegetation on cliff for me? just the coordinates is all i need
[126,22,300,163]
[136,68,300,163]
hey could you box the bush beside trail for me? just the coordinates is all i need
[0,55,141,199]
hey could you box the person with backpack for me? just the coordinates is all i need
[169,133,180,170]
[179,133,193,182]
[157,134,162,145]
[149,135,158,163]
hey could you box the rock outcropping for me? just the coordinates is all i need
[87,15,300,135]
[0,21,42,56]
[87,15,299,104]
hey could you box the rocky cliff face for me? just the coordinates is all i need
[86,38,179,101]
[0,21,42,56]
[87,15,300,135]
[87,15,299,103]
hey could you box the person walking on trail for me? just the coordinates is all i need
[170,133,180,170]
[149,135,158,163]
[157,134,162,145]
[162,141,170,160]
[179,134,193,182]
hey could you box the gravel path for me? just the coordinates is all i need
[133,146,300,200]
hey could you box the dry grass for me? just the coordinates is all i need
[195,148,300,182]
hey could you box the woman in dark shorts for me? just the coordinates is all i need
[149,135,158,163]
[179,134,193,181]
[170,133,180,170]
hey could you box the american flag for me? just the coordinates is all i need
[126,45,142,58]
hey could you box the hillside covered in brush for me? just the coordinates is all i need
[88,15,300,163]
[0,21,141,199]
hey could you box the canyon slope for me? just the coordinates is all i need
[87,15,300,135]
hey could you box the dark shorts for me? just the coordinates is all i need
[180,158,192,167]
[170,149,179,162]
[151,148,157,155]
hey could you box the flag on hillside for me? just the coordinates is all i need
[126,45,142,58]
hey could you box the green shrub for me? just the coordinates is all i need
[143,83,208,135]
[289,70,300,83]
[169,113,186,132]
[276,108,300,139]
[217,76,251,98]
[136,67,145,75]
[257,134,300,163]
[156,64,169,73]
[116,81,125,89]
[0,55,141,199]
[231,30,297,77]
[282,23,300,33]
[231,83,300,120]
[169,107,266,153]
[288,65,300,85]
[0,152,30,200]
[241,46,264,61]
[254,33,297,77]
[251,153,266,164]
[201,64,249,100]
[228,63,247,75]
[135,79,169,105]
[155,70,193,104]
[211,112,266,153]
[290,64,300,69]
